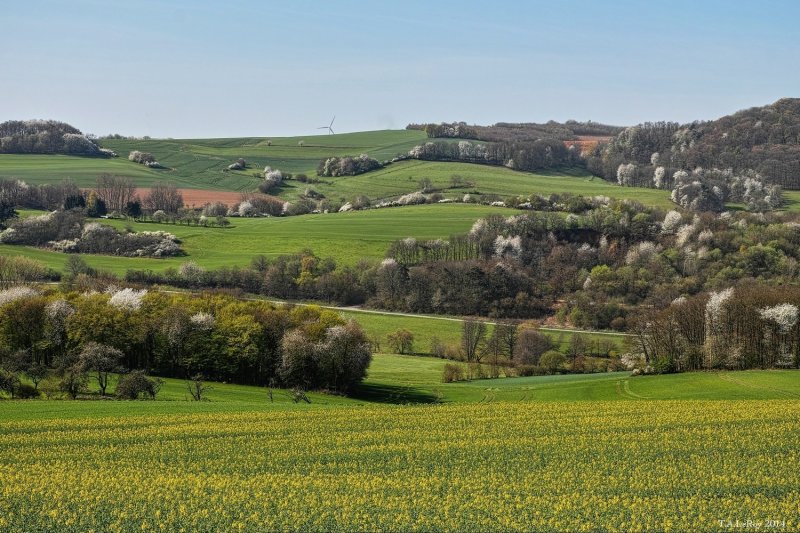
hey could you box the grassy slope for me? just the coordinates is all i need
[341,308,627,355]
[0,130,674,208]
[0,203,515,273]
[3,362,799,418]
[308,160,673,207]
[0,130,429,191]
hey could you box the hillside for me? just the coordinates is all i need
[0,130,427,191]
[0,204,516,272]
[588,98,800,189]
[0,129,677,208]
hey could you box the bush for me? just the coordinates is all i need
[387,329,414,354]
[317,154,382,177]
[466,362,487,380]
[539,350,567,374]
[116,370,163,400]
[14,383,39,399]
[59,366,88,399]
[128,150,158,166]
[0,369,20,398]
[228,158,247,171]
[442,363,466,383]
[430,336,446,358]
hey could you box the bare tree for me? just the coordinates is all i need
[95,174,136,213]
[187,373,209,401]
[461,319,487,362]
[144,183,184,214]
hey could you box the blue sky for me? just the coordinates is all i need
[1,0,798,138]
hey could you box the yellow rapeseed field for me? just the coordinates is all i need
[1,400,798,531]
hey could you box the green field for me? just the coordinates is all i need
[0,130,675,208]
[338,308,627,356]
[0,203,515,273]
[304,160,673,207]
[1,366,798,531]
[0,130,430,191]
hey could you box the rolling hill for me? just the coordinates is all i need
[0,129,675,207]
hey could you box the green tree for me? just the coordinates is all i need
[540,350,566,374]
[86,191,107,217]
[387,329,414,354]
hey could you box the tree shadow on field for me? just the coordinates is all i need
[353,382,440,404]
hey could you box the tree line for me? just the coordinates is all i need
[0,287,372,399]
[122,197,800,334]
[406,121,622,142]
[407,138,581,173]
[631,284,800,372]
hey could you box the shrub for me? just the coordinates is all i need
[14,383,39,399]
[0,369,20,398]
[387,329,414,354]
[316,154,382,177]
[128,150,157,165]
[466,362,486,380]
[59,365,88,399]
[442,363,466,383]
[539,350,566,374]
[116,370,163,400]
[430,336,446,358]
[202,202,228,217]
[228,158,247,171]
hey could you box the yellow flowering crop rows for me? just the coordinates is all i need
[1,400,798,531]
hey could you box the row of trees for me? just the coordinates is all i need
[407,138,581,172]
[0,176,185,217]
[407,121,621,142]
[0,287,372,395]
[122,197,800,333]
[631,284,800,372]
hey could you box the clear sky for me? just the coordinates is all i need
[2,0,798,138]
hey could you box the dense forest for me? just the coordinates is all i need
[586,98,800,190]
[406,120,623,142]
[0,288,371,393]
[0,120,112,156]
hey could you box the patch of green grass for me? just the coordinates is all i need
[304,160,673,207]
[0,154,174,187]
[0,130,675,209]
[363,356,800,404]
[5,362,799,417]
[338,308,627,356]
[0,130,428,191]
[0,203,515,273]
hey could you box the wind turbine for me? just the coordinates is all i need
[317,116,335,134]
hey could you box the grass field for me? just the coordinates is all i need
[338,308,627,356]
[1,367,798,531]
[0,203,515,273]
[0,130,429,191]
[302,160,673,207]
[0,130,675,208]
